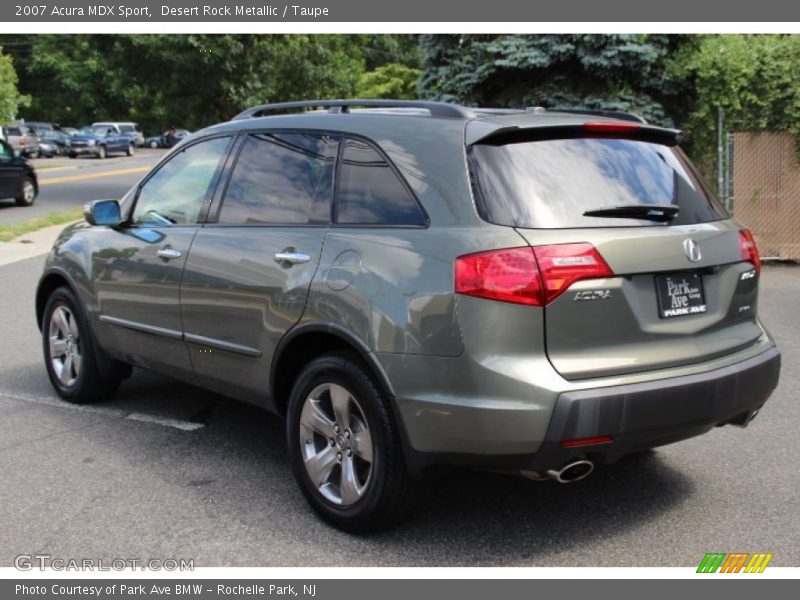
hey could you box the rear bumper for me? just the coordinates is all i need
[522,345,780,471]
[397,345,780,475]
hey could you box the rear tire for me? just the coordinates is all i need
[286,351,416,532]
[15,177,36,207]
[126,143,135,157]
[149,140,159,149]
[42,287,126,404]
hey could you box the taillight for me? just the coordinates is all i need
[455,243,613,306]
[455,247,542,306]
[583,121,641,134]
[533,243,613,304]
[739,229,761,273]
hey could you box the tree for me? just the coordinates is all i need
[0,46,29,122]
[668,34,800,163]
[419,34,693,127]
[357,63,421,99]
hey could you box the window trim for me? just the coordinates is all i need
[332,135,430,229]
[125,133,235,228]
[205,129,340,228]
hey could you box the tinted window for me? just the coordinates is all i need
[6,127,21,136]
[469,138,727,228]
[219,133,334,225]
[335,138,426,226]
[119,125,134,133]
[133,136,230,226]
[0,141,12,160]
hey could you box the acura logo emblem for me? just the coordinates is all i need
[683,239,702,263]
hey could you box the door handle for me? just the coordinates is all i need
[274,251,311,265]
[157,247,182,261]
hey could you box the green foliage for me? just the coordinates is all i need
[668,34,800,163]
[3,34,371,133]
[419,34,693,127]
[358,63,421,99]
[0,46,29,122]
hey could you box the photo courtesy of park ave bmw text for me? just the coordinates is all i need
[0,0,798,595]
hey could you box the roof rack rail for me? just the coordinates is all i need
[231,99,474,121]
[548,108,648,124]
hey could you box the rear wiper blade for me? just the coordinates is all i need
[583,204,679,222]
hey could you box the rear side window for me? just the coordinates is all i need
[119,125,134,133]
[334,138,426,226]
[468,138,727,228]
[219,133,335,225]
[6,127,21,136]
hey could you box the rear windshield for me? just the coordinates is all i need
[468,138,727,228]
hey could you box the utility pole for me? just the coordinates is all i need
[717,105,725,199]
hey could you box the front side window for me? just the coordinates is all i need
[334,138,426,226]
[219,132,335,225]
[0,141,12,160]
[132,136,230,226]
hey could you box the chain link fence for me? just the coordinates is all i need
[726,131,800,261]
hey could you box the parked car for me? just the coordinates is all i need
[0,139,38,206]
[35,100,780,532]
[69,125,135,159]
[93,121,145,147]
[144,128,191,148]
[3,125,41,158]
[60,127,79,137]
[39,129,72,156]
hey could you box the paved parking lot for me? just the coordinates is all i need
[0,254,797,567]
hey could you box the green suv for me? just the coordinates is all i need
[35,100,781,531]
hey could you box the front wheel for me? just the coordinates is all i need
[126,143,135,157]
[15,177,36,206]
[97,145,107,159]
[42,287,126,404]
[149,140,159,149]
[286,352,416,532]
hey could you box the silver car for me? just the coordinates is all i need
[35,100,781,532]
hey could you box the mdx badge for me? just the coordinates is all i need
[684,238,702,263]
[574,290,612,301]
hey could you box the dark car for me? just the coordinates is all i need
[35,100,780,532]
[0,139,38,206]
[145,129,191,148]
[39,130,72,156]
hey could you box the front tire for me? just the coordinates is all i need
[15,177,36,207]
[97,145,107,159]
[149,140,159,149]
[42,287,126,404]
[286,351,416,532]
[126,143,135,157]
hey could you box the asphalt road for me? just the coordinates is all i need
[0,256,797,567]
[0,149,166,226]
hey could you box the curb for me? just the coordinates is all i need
[0,220,80,267]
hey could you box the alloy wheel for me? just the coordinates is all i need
[298,383,374,506]
[48,305,82,387]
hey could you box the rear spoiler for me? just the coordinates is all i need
[467,121,682,147]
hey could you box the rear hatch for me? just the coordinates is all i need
[467,119,764,380]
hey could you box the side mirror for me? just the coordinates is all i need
[84,199,122,227]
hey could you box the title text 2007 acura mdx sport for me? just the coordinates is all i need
[36,100,781,531]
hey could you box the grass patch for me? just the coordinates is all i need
[0,208,83,243]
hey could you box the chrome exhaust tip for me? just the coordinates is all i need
[521,459,595,484]
[547,459,594,483]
